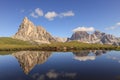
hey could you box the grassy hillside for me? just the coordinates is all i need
[0,37,38,51]
[0,37,119,51]
[0,37,31,45]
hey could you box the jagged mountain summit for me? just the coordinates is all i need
[12,17,56,44]
[69,30,120,45]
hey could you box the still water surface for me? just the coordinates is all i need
[0,50,120,80]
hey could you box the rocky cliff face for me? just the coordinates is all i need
[12,51,51,74]
[69,30,120,45]
[12,17,56,44]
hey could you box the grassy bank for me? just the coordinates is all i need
[39,41,117,51]
[0,37,38,51]
[0,37,118,51]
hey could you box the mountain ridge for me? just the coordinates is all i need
[12,17,120,45]
[68,30,120,45]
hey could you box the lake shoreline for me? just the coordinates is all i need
[0,46,119,52]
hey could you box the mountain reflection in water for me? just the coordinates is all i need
[12,50,107,74]
[73,50,107,61]
[12,51,52,74]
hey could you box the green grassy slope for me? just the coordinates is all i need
[0,37,119,51]
[0,37,38,51]
[0,37,31,45]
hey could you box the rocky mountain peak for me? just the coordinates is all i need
[94,30,101,34]
[23,17,28,22]
[18,17,35,34]
[71,31,89,41]
[22,17,32,24]
[12,17,56,44]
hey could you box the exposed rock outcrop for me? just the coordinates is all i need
[54,37,67,42]
[12,17,56,44]
[69,30,120,45]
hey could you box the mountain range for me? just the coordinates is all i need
[12,17,120,45]
[68,30,120,45]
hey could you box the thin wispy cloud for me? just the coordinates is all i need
[60,11,75,17]
[30,12,38,18]
[73,26,95,32]
[106,22,120,30]
[20,9,25,13]
[116,22,120,26]
[35,8,44,16]
[30,8,44,18]
[45,11,58,20]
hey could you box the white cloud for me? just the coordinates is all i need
[60,11,75,17]
[30,12,38,18]
[44,11,75,20]
[30,8,43,18]
[45,11,58,20]
[116,22,120,26]
[30,8,75,20]
[106,26,116,30]
[73,27,95,32]
[106,22,120,30]
[35,8,43,16]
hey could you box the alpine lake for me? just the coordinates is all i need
[0,50,120,80]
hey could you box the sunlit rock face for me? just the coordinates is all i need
[73,50,107,61]
[12,51,52,74]
[69,30,120,45]
[54,37,67,42]
[12,17,56,44]
[70,31,90,43]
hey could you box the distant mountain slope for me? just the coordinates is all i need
[68,30,120,45]
[12,17,56,44]
[54,37,67,42]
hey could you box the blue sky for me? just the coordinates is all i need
[0,0,120,37]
